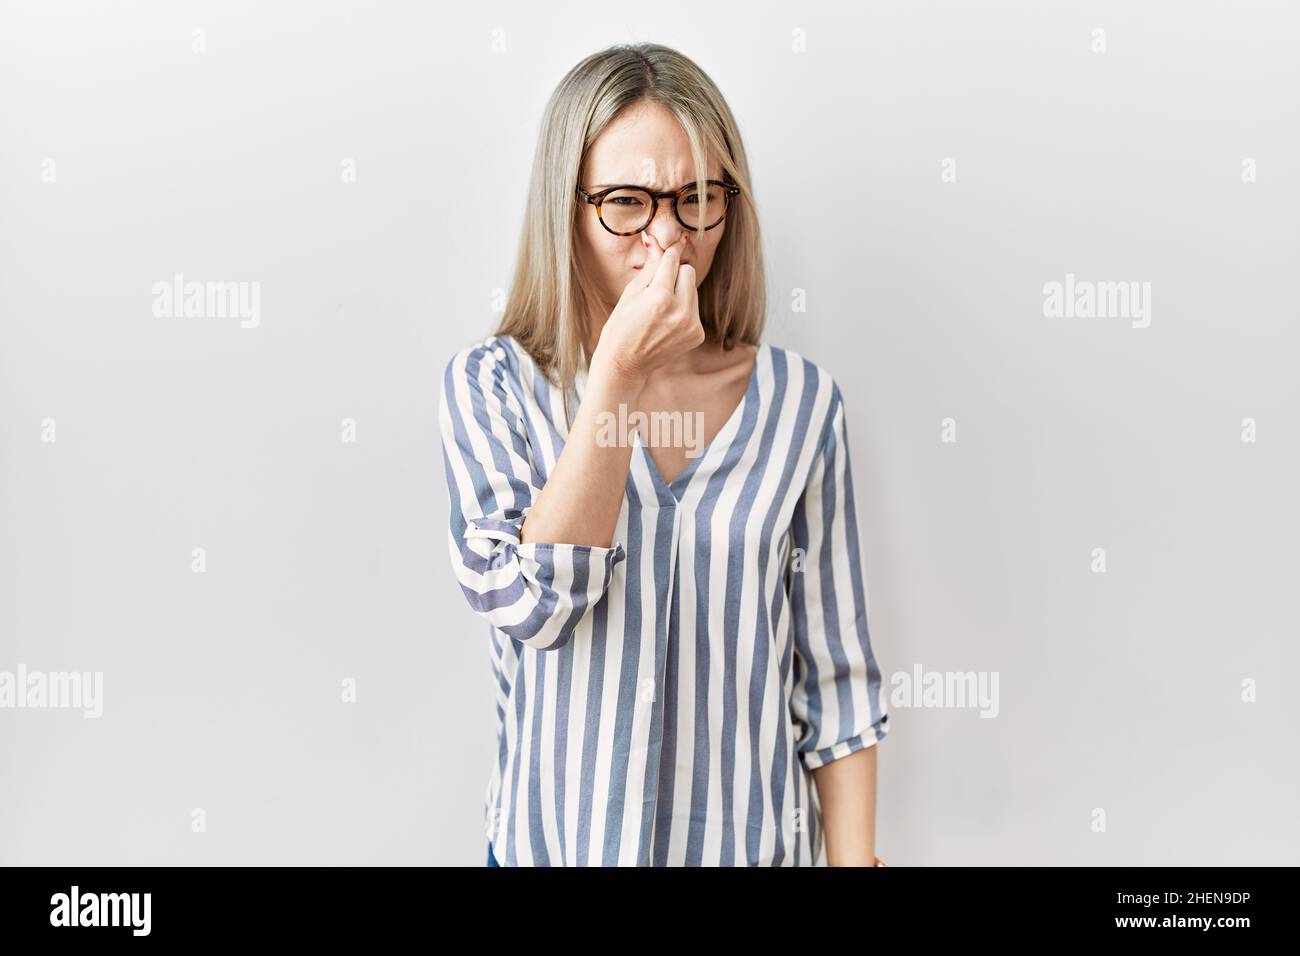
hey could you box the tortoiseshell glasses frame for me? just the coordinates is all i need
[575,178,742,237]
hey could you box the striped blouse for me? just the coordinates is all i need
[439,333,889,866]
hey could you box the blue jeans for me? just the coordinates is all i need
[487,842,500,867]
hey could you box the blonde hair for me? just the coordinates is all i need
[494,42,766,420]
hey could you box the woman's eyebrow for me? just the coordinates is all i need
[590,178,717,190]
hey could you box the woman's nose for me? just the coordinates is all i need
[644,208,683,248]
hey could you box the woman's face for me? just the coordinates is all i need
[576,99,727,317]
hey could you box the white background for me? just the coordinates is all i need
[1,0,1296,864]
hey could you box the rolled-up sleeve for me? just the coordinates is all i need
[439,342,625,651]
[787,382,889,770]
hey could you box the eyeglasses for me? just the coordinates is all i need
[575,178,741,237]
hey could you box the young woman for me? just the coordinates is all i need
[440,43,889,867]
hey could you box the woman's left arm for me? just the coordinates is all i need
[813,740,878,866]
[788,379,890,867]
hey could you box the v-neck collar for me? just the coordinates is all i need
[575,343,764,503]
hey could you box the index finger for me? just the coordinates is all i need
[648,235,685,292]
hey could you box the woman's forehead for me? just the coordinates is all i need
[583,155,722,189]
[584,106,719,186]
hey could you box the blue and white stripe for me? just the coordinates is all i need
[439,333,889,866]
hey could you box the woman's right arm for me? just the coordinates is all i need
[439,233,701,649]
[520,232,703,549]
[441,344,625,651]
